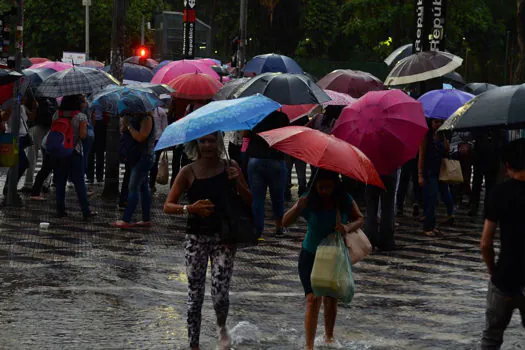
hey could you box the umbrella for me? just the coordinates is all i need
[155,94,281,151]
[151,60,220,84]
[22,68,56,87]
[121,82,175,96]
[258,126,384,188]
[280,90,355,123]
[213,77,251,101]
[211,65,230,77]
[281,104,324,123]
[90,85,164,114]
[79,60,105,69]
[29,61,73,72]
[29,57,50,65]
[384,44,413,67]
[0,83,14,105]
[332,89,428,176]
[103,63,153,83]
[244,53,304,75]
[124,56,159,69]
[385,51,463,86]
[443,71,466,87]
[168,72,223,100]
[317,70,385,98]
[36,66,120,97]
[152,60,172,74]
[21,58,33,69]
[0,68,23,85]
[233,73,330,105]
[418,89,475,120]
[195,58,218,67]
[462,82,498,96]
[439,84,525,132]
[323,90,357,106]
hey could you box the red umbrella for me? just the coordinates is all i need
[151,60,220,84]
[258,126,384,188]
[0,82,14,105]
[167,72,224,100]
[332,89,427,176]
[318,70,385,98]
[29,57,50,64]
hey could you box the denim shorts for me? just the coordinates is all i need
[298,249,316,296]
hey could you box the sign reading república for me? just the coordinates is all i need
[413,0,447,52]
[182,0,196,59]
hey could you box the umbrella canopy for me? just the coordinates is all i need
[155,94,281,151]
[244,53,304,75]
[233,73,330,105]
[29,57,50,65]
[22,68,56,87]
[30,61,73,72]
[0,83,14,105]
[36,67,120,97]
[332,89,427,176]
[258,126,384,188]
[79,60,105,69]
[122,82,175,96]
[90,86,163,115]
[152,60,173,74]
[418,89,475,120]
[462,82,498,96]
[0,68,23,85]
[151,60,220,84]
[317,70,385,98]
[211,65,230,77]
[168,72,223,101]
[103,63,153,83]
[280,90,355,123]
[443,71,466,87]
[384,44,413,67]
[195,58,218,67]
[213,77,251,100]
[124,56,159,69]
[439,84,525,132]
[385,51,463,86]
[323,90,357,106]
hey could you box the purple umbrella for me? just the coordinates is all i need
[418,89,475,120]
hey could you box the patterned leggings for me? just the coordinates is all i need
[184,234,236,348]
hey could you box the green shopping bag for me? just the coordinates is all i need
[0,133,19,167]
[310,232,355,303]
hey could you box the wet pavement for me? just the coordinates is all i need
[0,167,524,349]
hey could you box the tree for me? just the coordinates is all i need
[296,0,338,58]
[259,0,281,24]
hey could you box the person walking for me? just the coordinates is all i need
[418,118,455,236]
[285,116,309,201]
[246,110,290,235]
[480,138,525,349]
[112,112,155,228]
[164,132,252,350]
[149,106,168,193]
[50,95,95,219]
[396,157,421,217]
[86,104,107,183]
[282,170,364,350]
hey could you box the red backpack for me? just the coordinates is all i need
[45,110,79,158]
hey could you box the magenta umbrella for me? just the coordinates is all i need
[151,60,220,84]
[195,58,217,67]
[29,61,73,72]
[332,89,427,176]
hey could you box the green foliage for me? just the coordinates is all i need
[296,0,338,58]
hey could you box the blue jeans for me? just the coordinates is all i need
[53,152,90,216]
[123,154,154,223]
[248,158,287,234]
[422,176,454,231]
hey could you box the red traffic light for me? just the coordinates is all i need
[138,47,149,58]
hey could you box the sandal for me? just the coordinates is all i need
[135,221,152,228]
[110,220,136,229]
[30,196,46,201]
[423,228,443,237]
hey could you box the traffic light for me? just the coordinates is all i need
[137,46,149,59]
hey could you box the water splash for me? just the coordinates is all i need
[229,321,262,345]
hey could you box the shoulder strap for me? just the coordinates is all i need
[189,164,197,179]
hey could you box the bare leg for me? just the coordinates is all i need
[323,297,338,342]
[305,293,322,350]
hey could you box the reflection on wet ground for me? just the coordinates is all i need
[0,180,523,349]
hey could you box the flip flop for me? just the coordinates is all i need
[135,221,152,228]
[423,228,443,237]
[110,221,136,229]
[30,196,46,201]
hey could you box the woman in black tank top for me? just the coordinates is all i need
[164,132,252,350]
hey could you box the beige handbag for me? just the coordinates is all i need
[337,209,372,265]
[156,152,169,185]
[439,159,464,184]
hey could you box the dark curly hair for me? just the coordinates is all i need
[307,169,350,212]
[59,94,85,111]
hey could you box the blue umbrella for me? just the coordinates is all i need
[244,53,303,75]
[418,89,475,120]
[91,86,163,115]
[155,94,281,151]
[103,63,153,82]
[22,68,56,87]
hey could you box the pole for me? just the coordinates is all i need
[141,14,145,45]
[85,0,90,60]
[237,0,248,78]
[6,0,23,207]
[504,30,510,84]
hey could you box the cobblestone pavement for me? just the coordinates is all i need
[0,166,523,349]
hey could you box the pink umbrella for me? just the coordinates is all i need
[281,90,356,123]
[151,60,220,84]
[332,89,427,176]
[281,104,316,123]
[79,60,105,69]
[324,89,357,106]
[29,57,50,64]
[29,61,73,72]
[195,58,217,67]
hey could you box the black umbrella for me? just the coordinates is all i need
[443,71,466,88]
[213,77,251,100]
[232,73,330,105]
[439,84,525,132]
[211,65,230,77]
[462,82,498,96]
[384,44,413,67]
[385,51,463,86]
[22,68,56,87]
[0,68,23,85]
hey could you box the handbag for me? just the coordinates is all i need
[220,162,260,246]
[337,208,372,265]
[20,118,34,149]
[439,158,464,184]
[156,151,169,185]
[0,133,19,167]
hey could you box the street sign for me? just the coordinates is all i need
[82,0,92,6]
[182,0,196,59]
[62,51,86,65]
[413,0,447,52]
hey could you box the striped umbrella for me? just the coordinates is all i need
[36,67,120,97]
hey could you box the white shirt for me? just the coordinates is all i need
[153,107,168,141]
[6,105,29,137]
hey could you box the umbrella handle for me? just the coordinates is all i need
[306,167,320,194]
